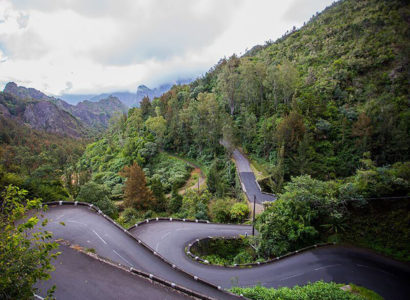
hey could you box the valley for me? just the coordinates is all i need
[1,0,409,299]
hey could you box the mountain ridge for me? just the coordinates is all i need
[1,82,128,137]
[59,79,193,106]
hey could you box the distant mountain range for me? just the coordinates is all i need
[0,82,128,138]
[59,79,192,107]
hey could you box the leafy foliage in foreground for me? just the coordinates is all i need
[0,185,60,299]
[230,281,382,300]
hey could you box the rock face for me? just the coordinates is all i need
[0,104,11,118]
[2,83,129,136]
[135,84,172,104]
[22,101,85,138]
[89,92,136,107]
[4,82,51,101]
[55,96,128,129]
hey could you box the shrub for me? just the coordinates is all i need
[76,181,118,218]
[230,281,370,300]
[230,202,250,223]
[122,207,139,223]
[209,198,234,223]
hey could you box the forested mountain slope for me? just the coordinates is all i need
[116,0,408,260]
[0,83,127,203]
[57,0,410,260]
[0,115,87,202]
[153,0,409,189]
[78,0,409,205]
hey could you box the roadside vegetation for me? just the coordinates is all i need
[255,159,409,261]
[190,237,257,266]
[1,0,409,297]
[0,185,60,299]
[230,281,383,300]
[192,158,409,265]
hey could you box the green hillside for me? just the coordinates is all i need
[2,1,409,298]
[76,0,409,260]
[156,0,409,188]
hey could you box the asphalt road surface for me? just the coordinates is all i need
[130,220,410,300]
[35,205,410,300]
[35,244,194,300]
[35,206,240,300]
[231,149,276,204]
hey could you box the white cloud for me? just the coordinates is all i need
[89,1,240,65]
[284,0,336,22]
[16,11,29,28]
[0,0,334,95]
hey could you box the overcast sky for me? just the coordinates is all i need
[0,0,334,95]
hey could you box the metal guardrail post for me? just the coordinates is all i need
[252,195,256,236]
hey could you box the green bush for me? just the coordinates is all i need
[230,281,373,300]
[178,190,212,219]
[169,187,183,213]
[192,237,256,266]
[230,202,250,223]
[209,198,235,223]
[122,207,139,223]
[76,181,118,218]
[146,153,192,193]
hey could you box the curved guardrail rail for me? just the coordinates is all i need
[41,200,410,300]
[185,236,335,268]
[128,217,335,268]
[45,201,244,300]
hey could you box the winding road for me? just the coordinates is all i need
[131,220,410,299]
[32,149,410,299]
[34,206,239,300]
[34,205,410,300]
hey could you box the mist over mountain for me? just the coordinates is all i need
[59,79,193,106]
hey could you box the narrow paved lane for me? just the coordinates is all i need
[130,220,410,300]
[231,149,276,204]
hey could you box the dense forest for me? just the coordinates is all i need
[72,0,409,260]
[1,0,409,298]
[1,0,409,286]
[155,0,409,189]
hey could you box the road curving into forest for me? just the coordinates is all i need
[221,139,276,204]
[35,204,410,300]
